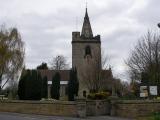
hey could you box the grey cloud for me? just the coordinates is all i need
[1,0,159,81]
[129,0,160,28]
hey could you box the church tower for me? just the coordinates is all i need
[72,8,101,97]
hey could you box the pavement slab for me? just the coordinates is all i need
[0,112,134,120]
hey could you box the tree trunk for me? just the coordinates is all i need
[0,74,2,93]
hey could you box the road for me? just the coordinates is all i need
[0,112,134,120]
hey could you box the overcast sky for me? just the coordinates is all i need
[1,0,160,81]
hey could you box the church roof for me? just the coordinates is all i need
[101,69,113,79]
[38,69,113,82]
[81,8,93,38]
[23,69,113,87]
[38,70,70,81]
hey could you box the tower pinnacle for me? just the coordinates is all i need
[81,7,93,38]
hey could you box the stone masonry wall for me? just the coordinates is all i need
[0,99,109,117]
[2,99,159,118]
[0,100,77,117]
[113,100,160,118]
[86,100,110,116]
[72,42,101,97]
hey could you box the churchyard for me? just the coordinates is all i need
[1,1,160,120]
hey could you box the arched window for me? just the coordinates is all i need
[83,90,87,98]
[85,45,91,56]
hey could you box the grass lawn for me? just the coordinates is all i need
[137,112,160,120]
[137,117,154,120]
[137,116,160,120]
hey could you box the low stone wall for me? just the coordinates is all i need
[3,99,159,118]
[0,99,110,117]
[0,100,77,117]
[112,100,160,118]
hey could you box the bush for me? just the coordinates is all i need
[68,68,79,101]
[137,112,160,120]
[153,112,160,120]
[51,72,60,100]
[87,92,111,100]
[18,70,42,100]
[120,93,138,100]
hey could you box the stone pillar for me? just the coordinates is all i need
[76,98,86,118]
[48,85,51,99]
[109,96,119,116]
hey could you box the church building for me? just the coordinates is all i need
[39,8,113,98]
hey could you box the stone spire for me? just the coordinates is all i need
[81,8,93,38]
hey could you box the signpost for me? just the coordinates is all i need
[140,85,158,98]
[140,86,148,98]
[149,86,157,96]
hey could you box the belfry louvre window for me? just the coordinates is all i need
[85,45,92,58]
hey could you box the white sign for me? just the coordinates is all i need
[140,86,148,97]
[150,86,157,96]
[140,93,147,97]
[60,81,68,85]
[47,81,52,85]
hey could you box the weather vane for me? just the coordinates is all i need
[86,0,88,8]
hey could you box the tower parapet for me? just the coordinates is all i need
[72,32,80,41]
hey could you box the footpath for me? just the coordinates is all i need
[0,112,134,120]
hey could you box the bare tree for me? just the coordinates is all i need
[126,31,160,84]
[7,75,19,99]
[112,78,130,97]
[101,49,111,69]
[81,58,101,93]
[81,50,113,93]
[50,55,69,70]
[0,26,25,91]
